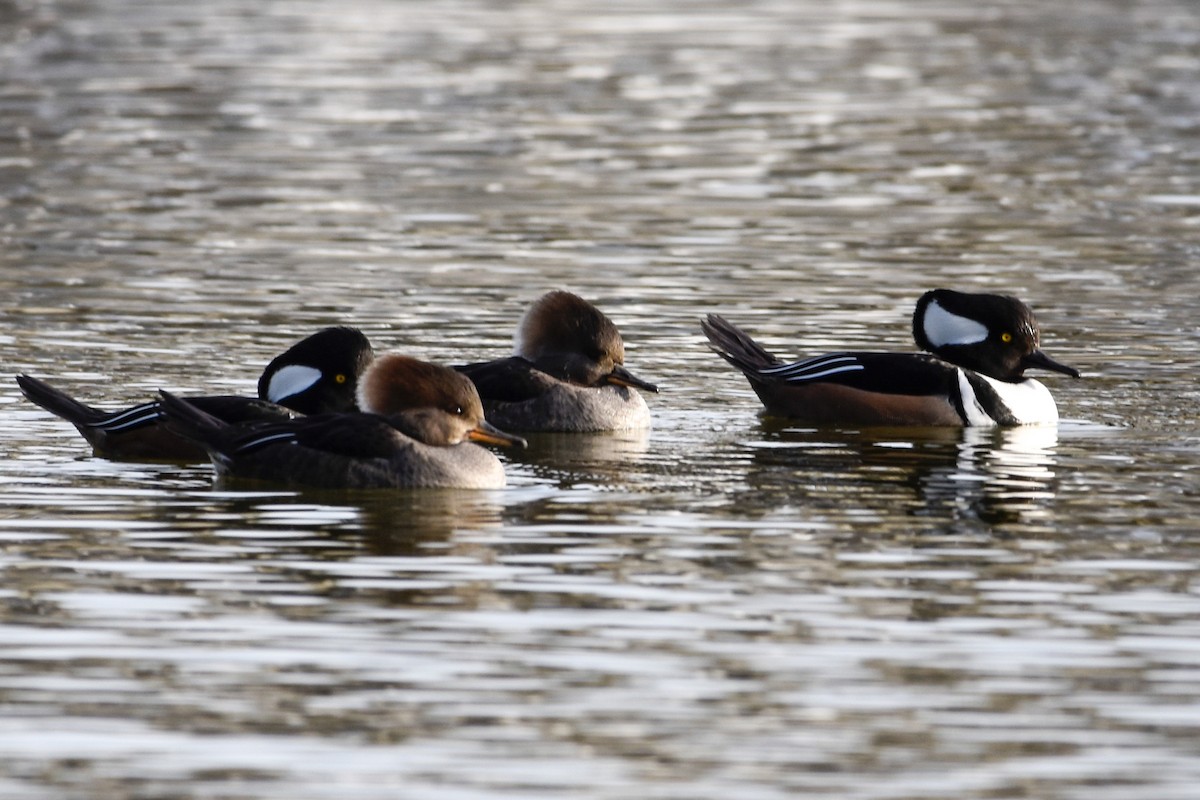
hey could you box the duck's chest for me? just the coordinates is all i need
[957,371,1059,426]
[486,385,650,433]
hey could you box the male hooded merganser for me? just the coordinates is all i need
[456,290,659,432]
[159,353,526,490]
[702,289,1080,426]
[16,326,374,461]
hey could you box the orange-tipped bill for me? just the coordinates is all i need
[606,365,659,393]
[469,419,528,449]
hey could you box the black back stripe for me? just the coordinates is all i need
[948,372,970,425]
[963,373,1019,426]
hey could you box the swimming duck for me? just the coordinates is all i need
[702,289,1079,426]
[456,290,658,432]
[159,353,526,489]
[16,326,373,461]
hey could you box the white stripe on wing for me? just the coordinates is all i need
[235,431,298,453]
[759,354,864,383]
[88,403,161,432]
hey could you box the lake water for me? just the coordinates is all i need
[3,1,1200,798]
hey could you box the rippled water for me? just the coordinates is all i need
[4,0,1200,797]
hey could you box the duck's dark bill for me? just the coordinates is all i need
[606,365,659,393]
[1024,349,1081,378]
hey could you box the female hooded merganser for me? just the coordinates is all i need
[159,353,527,490]
[16,326,374,461]
[456,290,659,432]
[702,289,1080,426]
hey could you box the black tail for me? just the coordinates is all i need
[700,314,783,379]
[15,374,106,425]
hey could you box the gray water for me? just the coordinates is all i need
[3,1,1200,798]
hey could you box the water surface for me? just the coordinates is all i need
[3,1,1200,798]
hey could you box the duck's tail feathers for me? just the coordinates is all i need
[700,314,783,378]
[15,374,105,425]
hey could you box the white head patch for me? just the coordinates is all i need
[923,299,988,347]
[266,364,322,403]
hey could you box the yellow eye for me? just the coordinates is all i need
[335,373,347,384]
[1000,332,1013,343]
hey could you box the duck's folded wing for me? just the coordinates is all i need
[456,357,553,403]
[231,413,407,458]
[185,396,300,425]
[760,352,959,396]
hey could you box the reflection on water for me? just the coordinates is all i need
[207,482,507,555]
[4,0,1200,798]
[929,424,1063,525]
[739,422,1065,530]
[513,427,651,489]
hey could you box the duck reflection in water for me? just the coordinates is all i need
[740,423,1063,528]
[200,484,505,555]
[176,486,506,609]
[510,426,651,490]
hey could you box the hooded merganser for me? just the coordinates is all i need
[702,289,1080,427]
[159,353,527,490]
[456,290,659,432]
[16,326,374,461]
